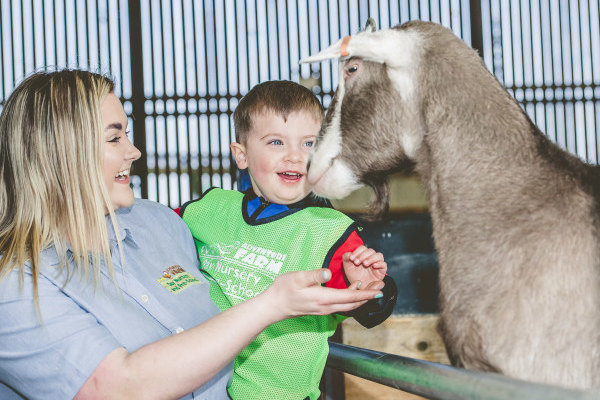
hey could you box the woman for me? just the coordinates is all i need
[0,70,382,399]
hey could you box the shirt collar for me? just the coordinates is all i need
[243,188,333,219]
[110,206,139,248]
[39,209,139,267]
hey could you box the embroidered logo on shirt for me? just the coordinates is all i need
[157,265,201,293]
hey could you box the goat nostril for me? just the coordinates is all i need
[306,160,311,171]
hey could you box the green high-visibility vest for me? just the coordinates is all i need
[182,188,356,400]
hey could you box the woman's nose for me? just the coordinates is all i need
[127,138,142,161]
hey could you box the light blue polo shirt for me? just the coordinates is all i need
[0,199,231,399]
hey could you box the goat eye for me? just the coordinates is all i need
[347,65,358,74]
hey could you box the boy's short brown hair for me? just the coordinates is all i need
[233,80,324,143]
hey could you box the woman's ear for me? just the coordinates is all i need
[230,142,248,169]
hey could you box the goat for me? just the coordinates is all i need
[301,20,600,390]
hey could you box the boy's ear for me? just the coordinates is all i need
[230,142,248,169]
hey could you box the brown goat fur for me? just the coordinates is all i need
[305,21,600,389]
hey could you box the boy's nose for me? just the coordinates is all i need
[285,149,304,163]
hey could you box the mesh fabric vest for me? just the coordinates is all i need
[182,188,354,400]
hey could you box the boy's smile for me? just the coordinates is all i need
[231,110,321,204]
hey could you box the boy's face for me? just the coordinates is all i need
[231,110,320,204]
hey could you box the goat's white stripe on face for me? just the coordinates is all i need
[312,159,362,199]
[308,62,347,186]
[372,30,422,158]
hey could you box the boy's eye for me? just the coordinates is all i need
[268,139,283,146]
[304,141,314,148]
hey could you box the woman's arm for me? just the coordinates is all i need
[75,268,380,399]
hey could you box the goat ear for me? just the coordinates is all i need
[301,29,411,67]
[363,18,377,32]
[299,36,348,63]
[300,31,392,64]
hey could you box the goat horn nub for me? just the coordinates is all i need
[299,36,351,64]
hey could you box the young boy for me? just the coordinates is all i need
[180,80,397,400]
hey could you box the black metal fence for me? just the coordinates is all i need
[0,0,598,208]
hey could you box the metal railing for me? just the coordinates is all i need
[327,342,600,400]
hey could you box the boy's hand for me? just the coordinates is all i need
[342,246,387,288]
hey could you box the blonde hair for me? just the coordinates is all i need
[233,80,324,144]
[0,69,120,309]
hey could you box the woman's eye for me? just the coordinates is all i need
[107,135,121,143]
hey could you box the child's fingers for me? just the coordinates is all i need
[351,247,375,265]
[357,251,384,267]
[347,246,364,262]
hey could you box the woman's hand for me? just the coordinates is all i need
[256,268,383,322]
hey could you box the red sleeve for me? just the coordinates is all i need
[173,207,181,215]
[325,230,364,289]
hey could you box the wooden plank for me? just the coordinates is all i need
[342,315,449,400]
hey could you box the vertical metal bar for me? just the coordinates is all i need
[1,2,5,102]
[211,2,223,187]
[85,0,91,67]
[576,0,588,160]
[221,0,229,185]
[182,0,192,200]
[20,0,26,75]
[244,0,251,90]
[296,0,303,83]
[448,0,452,29]
[190,0,202,196]
[95,0,101,67]
[586,0,599,162]
[548,0,560,143]
[202,0,215,182]
[74,0,79,67]
[470,0,484,58]
[128,0,148,199]
[9,0,16,85]
[63,0,69,67]
[29,0,36,69]
[498,0,506,81]
[157,0,171,203]
[148,0,160,200]
[517,0,528,115]
[507,0,516,93]
[222,2,234,189]
[41,0,47,68]
[230,0,240,190]
[106,0,113,75]
[117,0,124,90]
[168,0,182,205]
[558,1,569,151]
[531,0,546,135]
[566,0,577,155]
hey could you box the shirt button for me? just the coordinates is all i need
[141,295,149,303]
[175,327,185,334]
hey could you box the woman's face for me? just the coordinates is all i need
[101,93,141,211]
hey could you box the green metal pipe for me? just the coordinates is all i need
[327,342,600,400]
